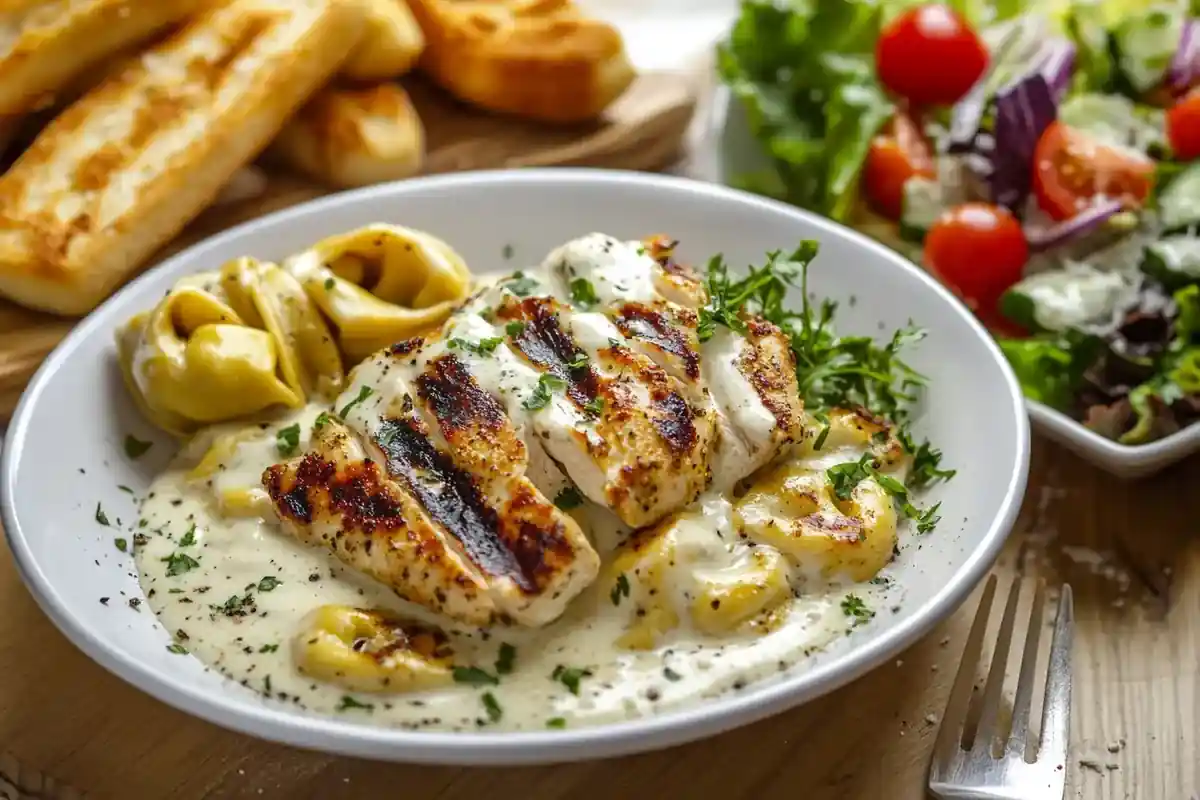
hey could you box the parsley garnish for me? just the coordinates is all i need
[114,538,127,552]
[506,321,526,336]
[841,593,874,626]
[546,717,567,729]
[118,485,134,494]
[569,277,599,308]
[212,593,256,618]
[324,277,335,290]
[166,643,189,655]
[124,435,153,459]
[523,374,566,411]
[449,336,504,357]
[502,244,515,260]
[583,397,605,416]
[337,695,374,712]
[481,691,503,723]
[313,411,331,431]
[566,352,588,369]
[259,643,280,653]
[504,271,539,297]
[257,576,282,592]
[94,503,110,526]
[179,524,196,547]
[338,385,374,418]
[452,666,499,686]
[663,667,683,682]
[826,453,942,533]
[551,665,592,696]
[495,643,517,675]
[276,424,301,457]
[162,552,200,576]
[554,486,584,510]
[610,574,630,606]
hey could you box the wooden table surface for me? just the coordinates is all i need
[2,435,1198,800]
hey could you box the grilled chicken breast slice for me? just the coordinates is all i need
[263,419,495,625]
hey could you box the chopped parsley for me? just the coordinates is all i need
[505,321,526,336]
[276,424,301,457]
[546,717,567,729]
[166,643,189,655]
[503,271,540,297]
[337,695,374,712]
[841,593,874,626]
[124,435,153,460]
[523,373,566,411]
[313,411,331,431]
[663,667,683,682]
[607,337,623,348]
[481,691,503,723]
[495,643,517,675]
[338,385,374,418]
[179,524,197,547]
[257,576,282,592]
[502,244,515,260]
[610,574,630,606]
[212,593,256,618]
[94,503,110,526]
[826,453,943,534]
[162,552,200,577]
[452,666,499,686]
[114,538,128,552]
[551,665,592,696]
[566,352,589,369]
[583,396,605,416]
[259,643,280,653]
[554,486,584,510]
[449,336,504,357]
[324,277,335,290]
[569,277,599,309]
[118,485,134,494]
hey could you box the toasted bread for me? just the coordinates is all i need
[0,0,366,316]
[271,83,424,189]
[340,0,425,81]
[406,0,635,123]
[0,0,203,115]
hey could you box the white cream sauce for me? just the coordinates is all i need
[131,237,912,732]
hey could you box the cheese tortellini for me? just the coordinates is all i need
[293,604,455,693]
[117,225,473,434]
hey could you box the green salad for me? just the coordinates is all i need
[719,0,1200,445]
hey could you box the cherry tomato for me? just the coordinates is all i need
[924,203,1028,322]
[1167,89,1200,161]
[875,5,988,107]
[862,113,936,219]
[1033,122,1155,221]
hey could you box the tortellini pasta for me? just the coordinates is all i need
[283,223,472,362]
[116,225,473,434]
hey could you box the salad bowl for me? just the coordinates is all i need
[712,0,1200,479]
[2,169,1029,764]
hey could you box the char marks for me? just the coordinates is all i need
[416,354,505,436]
[504,296,600,407]
[373,416,533,591]
[264,451,407,533]
[614,302,700,379]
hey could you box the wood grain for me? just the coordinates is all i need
[0,71,696,422]
[1,437,1198,799]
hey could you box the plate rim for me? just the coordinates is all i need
[1,167,1031,765]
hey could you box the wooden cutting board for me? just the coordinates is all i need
[0,72,697,421]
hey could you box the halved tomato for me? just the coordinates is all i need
[1033,122,1155,221]
[1167,89,1200,161]
[862,112,936,220]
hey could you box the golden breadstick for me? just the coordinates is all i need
[0,0,202,115]
[341,0,425,81]
[0,0,366,316]
[270,83,424,188]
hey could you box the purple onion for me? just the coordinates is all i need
[991,73,1057,211]
[1025,199,1125,252]
[1037,39,1077,102]
[1169,18,1200,94]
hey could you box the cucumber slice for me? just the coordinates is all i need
[1057,93,1165,154]
[1112,3,1185,94]
[1141,236,1200,288]
[898,177,944,244]
[1000,265,1137,332]
[1158,162,1200,233]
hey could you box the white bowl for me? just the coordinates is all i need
[711,86,1200,479]
[1,169,1029,764]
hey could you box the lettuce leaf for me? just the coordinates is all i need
[997,332,1104,409]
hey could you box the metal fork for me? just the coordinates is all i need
[929,575,1075,800]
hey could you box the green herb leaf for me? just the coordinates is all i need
[166,643,189,655]
[566,352,588,369]
[114,538,128,552]
[502,244,515,260]
[124,435,153,460]
[554,486,584,510]
[495,643,517,675]
[523,373,566,411]
[481,691,503,723]
[663,667,683,682]
[257,576,282,592]
[546,717,567,729]
[95,503,110,526]
[276,424,301,457]
[551,665,592,696]
[324,277,336,290]
[179,524,197,547]
[338,385,374,419]
[569,277,599,309]
[337,695,374,712]
[259,643,280,653]
[162,552,200,577]
[841,593,874,626]
[506,321,526,336]
[583,396,605,416]
[453,666,500,686]
[313,411,331,431]
[504,271,540,297]
[610,573,630,606]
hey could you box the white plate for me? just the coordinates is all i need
[711,86,1200,479]
[1,169,1029,765]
